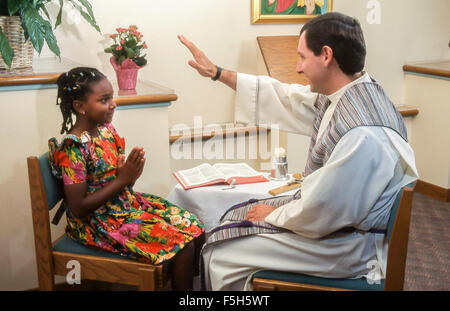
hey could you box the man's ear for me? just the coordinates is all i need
[321,45,333,67]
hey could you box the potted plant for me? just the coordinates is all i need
[104,25,148,90]
[0,0,100,69]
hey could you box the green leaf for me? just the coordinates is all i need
[126,38,137,49]
[118,54,125,65]
[70,0,101,33]
[124,46,135,58]
[76,0,95,22]
[43,19,60,56]
[55,0,63,28]
[19,3,46,54]
[39,4,51,22]
[134,57,147,67]
[0,26,14,68]
[7,0,22,16]
[104,47,113,53]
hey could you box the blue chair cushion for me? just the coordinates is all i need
[53,235,136,261]
[253,270,385,291]
[38,153,63,210]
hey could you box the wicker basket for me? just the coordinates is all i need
[0,16,34,70]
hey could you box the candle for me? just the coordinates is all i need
[274,147,286,158]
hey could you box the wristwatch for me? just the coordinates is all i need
[212,65,222,81]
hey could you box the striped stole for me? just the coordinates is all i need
[206,196,294,246]
[304,80,407,176]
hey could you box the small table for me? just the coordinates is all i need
[167,173,300,231]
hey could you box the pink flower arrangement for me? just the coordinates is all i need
[104,25,148,67]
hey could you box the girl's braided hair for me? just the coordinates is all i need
[56,67,106,134]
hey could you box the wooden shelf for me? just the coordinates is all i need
[403,61,450,79]
[397,105,419,118]
[169,125,270,144]
[0,56,177,106]
[0,56,82,86]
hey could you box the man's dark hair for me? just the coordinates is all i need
[56,67,106,134]
[300,12,366,75]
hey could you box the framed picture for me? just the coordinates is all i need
[251,0,333,24]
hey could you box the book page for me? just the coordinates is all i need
[212,163,261,180]
[176,163,224,186]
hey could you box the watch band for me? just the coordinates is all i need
[212,65,222,81]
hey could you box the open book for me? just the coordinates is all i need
[173,163,269,190]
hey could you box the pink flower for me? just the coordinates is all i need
[109,223,140,246]
[110,34,118,39]
[120,39,125,44]
[115,46,123,51]
[143,43,148,49]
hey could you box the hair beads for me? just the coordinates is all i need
[56,67,105,134]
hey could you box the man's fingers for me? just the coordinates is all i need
[178,35,198,54]
[188,59,199,69]
[179,35,205,62]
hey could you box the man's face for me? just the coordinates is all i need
[297,31,326,93]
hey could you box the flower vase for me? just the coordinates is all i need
[110,57,143,90]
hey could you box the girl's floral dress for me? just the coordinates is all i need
[48,123,205,264]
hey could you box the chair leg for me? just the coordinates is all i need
[38,272,55,291]
[139,268,155,291]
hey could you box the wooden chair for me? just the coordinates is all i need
[27,153,169,291]
[253,182,416,291]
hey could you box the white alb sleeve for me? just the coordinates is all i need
[235,73,318,136]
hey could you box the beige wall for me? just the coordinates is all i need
[44,0,450,127]
[0,88,65,290]
[404,74,450,188]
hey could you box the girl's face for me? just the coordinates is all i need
[78,78,116,125]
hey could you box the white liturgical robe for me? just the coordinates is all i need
[202,73,419,291]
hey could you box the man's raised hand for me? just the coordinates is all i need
[177,35,218,78]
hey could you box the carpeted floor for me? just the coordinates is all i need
[404,192,450,291]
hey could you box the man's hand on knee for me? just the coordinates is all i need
[245,204,277,222]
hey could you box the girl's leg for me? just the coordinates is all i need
[170,242,195,290]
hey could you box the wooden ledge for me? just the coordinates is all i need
[403,61,450,79]
[169,125,270,144]
[0,73,60,86]
[397,105,419,117]
[168,104,418,144]
[115,94,177,106]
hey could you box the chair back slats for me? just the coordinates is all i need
[37,153,63,210]
[27,156,56,290]
[384,183,415,291]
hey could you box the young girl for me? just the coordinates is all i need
[48,67,205,290]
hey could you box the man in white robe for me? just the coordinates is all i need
[178,12,418,290]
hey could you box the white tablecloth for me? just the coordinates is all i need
[167,173,300,231]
